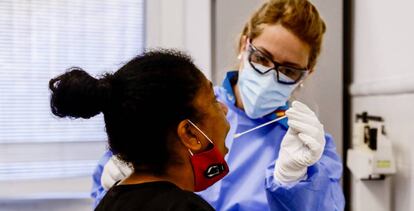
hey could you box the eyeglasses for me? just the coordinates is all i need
[247,39,309,85]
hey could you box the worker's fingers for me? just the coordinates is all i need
[287,119,321,138]
[298,133,324,155]
[286,109,319,126]
[291,101,315,115]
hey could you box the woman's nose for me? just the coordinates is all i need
[219,102,228,116]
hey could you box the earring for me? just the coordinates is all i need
[299,83,304,88]
[197,140,201,144]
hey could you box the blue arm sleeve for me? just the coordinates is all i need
[91,150,112,208]
[265,135,345,211]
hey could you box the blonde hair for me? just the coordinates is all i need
[238,0,326,69]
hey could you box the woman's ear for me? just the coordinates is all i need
[309,67,315,74]
[177,120,202,152]
[237,35,248,69]
[239,35,248,55]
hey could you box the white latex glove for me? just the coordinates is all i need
[274,101,326,184]
[101,155,133,190]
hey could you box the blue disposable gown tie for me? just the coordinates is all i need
[91,71,345,210]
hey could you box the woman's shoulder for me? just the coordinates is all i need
[95,181,214,211]
[151,183,215,211]
[172,189,215,211]
[146,182,215,211]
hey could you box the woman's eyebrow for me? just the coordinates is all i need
[257,46,302,68]
[256,46,274,59]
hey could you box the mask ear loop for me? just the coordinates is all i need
[187,120,213,156]
[187,120,214,144]
[188,149,194,156]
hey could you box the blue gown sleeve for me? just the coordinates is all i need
[91,150,113,208]
[264,134,345,211]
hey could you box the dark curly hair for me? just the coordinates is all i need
[49,49,205,174]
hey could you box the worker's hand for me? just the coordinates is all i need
[274,101,326,184]
[101,155,133,190]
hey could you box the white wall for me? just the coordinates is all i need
[0,199,92,211]
[146,0,213,79]
[212,0,263,83]
[351,0,414,210]
[213,0,344,157]
[0,142,106,211]
[0,178,94,211]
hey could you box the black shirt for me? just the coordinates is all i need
[95,181,215,211]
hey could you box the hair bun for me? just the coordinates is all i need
[49,67,112,119]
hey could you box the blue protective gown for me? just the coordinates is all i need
[91,71,345,210]
[91,150,112,208]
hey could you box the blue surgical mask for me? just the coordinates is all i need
[238,54,298,119]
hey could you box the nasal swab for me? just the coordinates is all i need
[233,115,287,139]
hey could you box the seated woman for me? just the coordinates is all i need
[49,49,230,211]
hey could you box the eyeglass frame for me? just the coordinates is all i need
[246,39,310,85]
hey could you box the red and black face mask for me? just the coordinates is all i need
[187,120,229,192]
